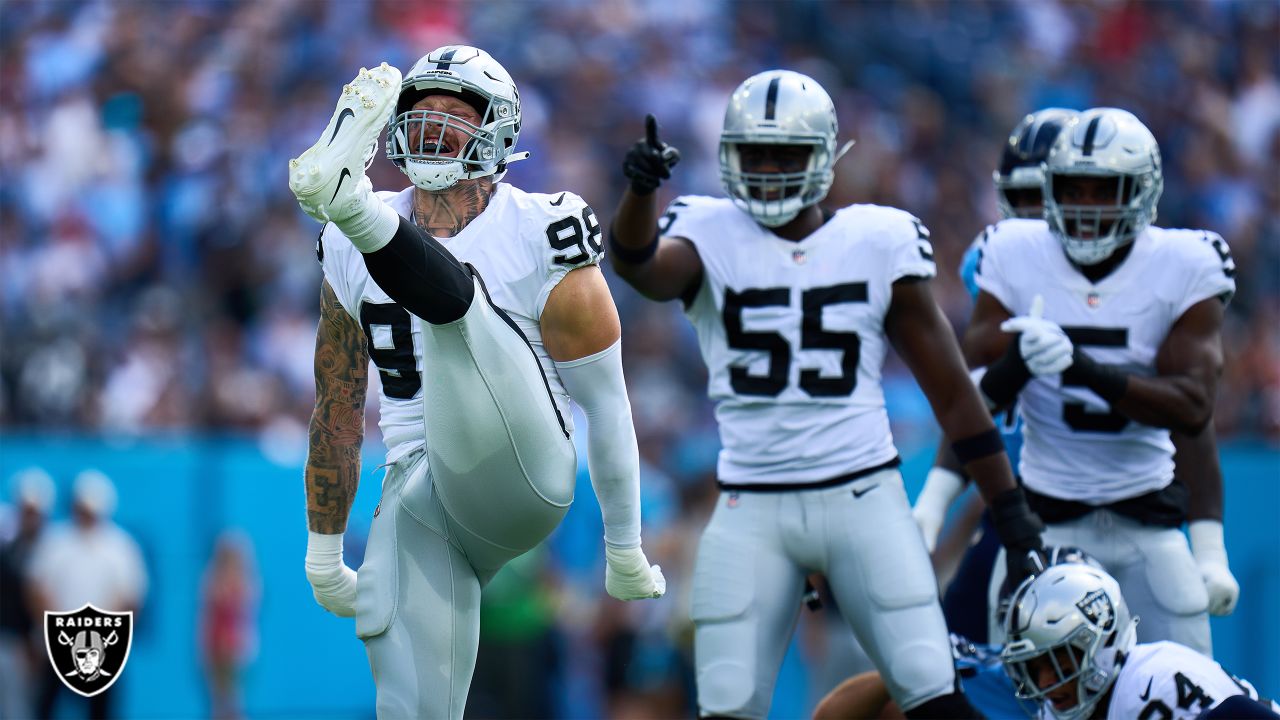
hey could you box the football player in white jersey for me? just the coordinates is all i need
[1003,562,1279,720]
[286,48,664,718]
[967,108,1239,655]
[610,69,1046,719]
[916,109,1237,648]
[914,108,1078,646]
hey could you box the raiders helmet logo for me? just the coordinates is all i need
[1076,589,1116,632]
[44,605,134,698]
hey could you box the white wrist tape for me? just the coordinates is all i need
[305,531,345,571]
[555,340,641,549]
[916,467,967,518]
[304,531,357,617]
[343,190,401,254]
[1189,519,1228,566]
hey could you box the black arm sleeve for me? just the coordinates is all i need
[360,216,475,325]
[979,337,1032,410]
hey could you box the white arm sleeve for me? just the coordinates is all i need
[555,339,641,549]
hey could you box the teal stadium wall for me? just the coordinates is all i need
[1,435,1276,718]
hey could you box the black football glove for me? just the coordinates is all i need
[622,114,681,195]
[990,487,1046,591]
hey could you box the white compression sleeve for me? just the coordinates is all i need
[555,340,641,549]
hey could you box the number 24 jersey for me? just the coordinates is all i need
[318,184,603,462]
[1100,642,1276,720]
[665,196,936,486]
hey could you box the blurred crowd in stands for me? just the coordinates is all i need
[2,0,1277,441]
[1,1,1277,716]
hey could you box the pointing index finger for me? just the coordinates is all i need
[1029,294,1045,320]
[645,113,661,149]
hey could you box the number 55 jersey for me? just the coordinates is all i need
[974,219,1235,504]
[666,195,936,486]
[318,183,602,463]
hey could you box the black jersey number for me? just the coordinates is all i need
[1174,672,1215,711]
[547,207,603,266]
[723,282,867,398]
[658,200,688,236]
[1060,326,1129,433]
[360,303,420,400]
[1138,700,1172,720]
[1201,232,1236,279]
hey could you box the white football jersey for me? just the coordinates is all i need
[667,196,936,485]
[975,220,1235,504]
[319,184,602,462]
[1102,641,1278,720]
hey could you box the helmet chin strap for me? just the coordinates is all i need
[408,151,532,191]
[833,139,855,165]
[462,151,530,182]
[501,151,531,166]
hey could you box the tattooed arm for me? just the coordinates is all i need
[306,279,369,533]
[303,278,367,617]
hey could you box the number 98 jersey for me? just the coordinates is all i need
[319,184,603,462]
[666,195,936,485]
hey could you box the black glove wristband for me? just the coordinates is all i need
[1062,349,1128,403]
[990,486,1044,553]
[608,228,660,266]
[979,336,1032,410]
[951,427,1005,465]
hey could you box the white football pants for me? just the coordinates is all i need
[692,468,957,718]
[355,283,576,719]
[987,509,1212,656]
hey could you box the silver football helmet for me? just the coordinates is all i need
[993,108,1078,220]
[1002,562,1138,720]
[1042,107,1162,265]
[719,70,850,227]
[386,46,527,191]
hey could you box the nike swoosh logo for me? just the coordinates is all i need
[852,483,879,499]
[550,192,566,206]
[330,168,351,203]
[1139,678,1153,701]
[329,108,355,145]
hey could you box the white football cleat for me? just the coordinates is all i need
[289,62,402,225]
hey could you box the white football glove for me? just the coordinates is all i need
[305,531,358,617]
[1189,520,1239,616]
[1000,295,1074,377]
[605,544,666,600]
[912,467,967,554]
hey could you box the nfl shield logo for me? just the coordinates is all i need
[792,249,807,265]
[44,605,133,697]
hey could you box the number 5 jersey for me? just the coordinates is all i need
[974,219,1235,504]
[665,195,937,486]
[318,184,603,463]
